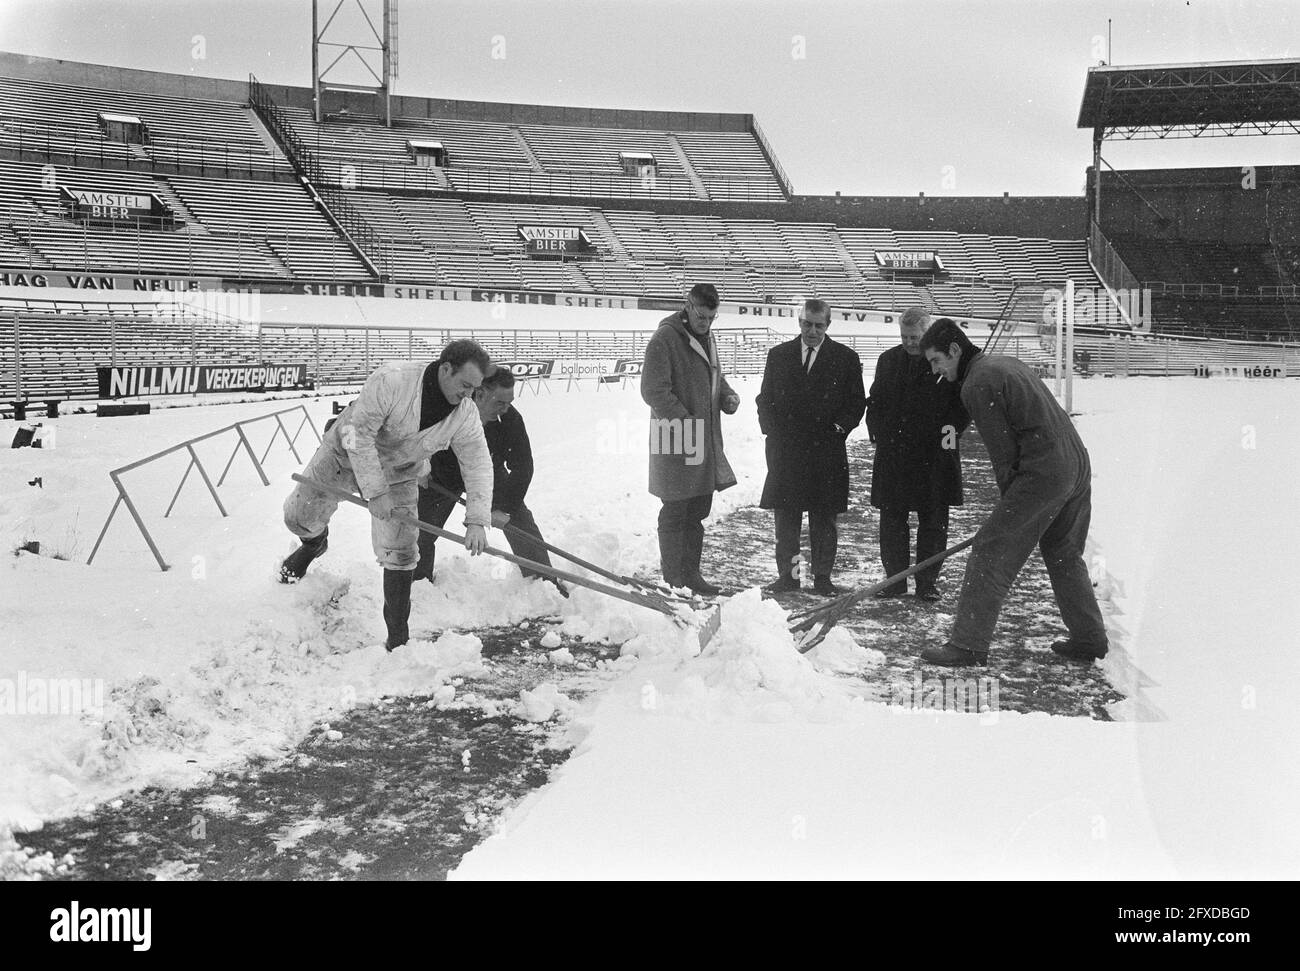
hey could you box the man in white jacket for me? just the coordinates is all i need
[280,339,496,650]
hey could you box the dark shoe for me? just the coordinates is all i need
[657,529,686,588]
[763,575,800,594]
[412,557,434,584]
[684,572,722,597]
[914,586,941,602]
[278,527,329,582]
[873,586,908,599]
[1050,639,1107,662]
[548,577,571,598]
[383,569,414,652]
[920,642,988,667]
[812,575,841,596]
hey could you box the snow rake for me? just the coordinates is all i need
[421,479,707,609]
[290,474,724,649]
[787,535,977,653]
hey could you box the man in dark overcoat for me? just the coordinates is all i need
[866,308,969,599]
[640,282,740,595]
[756,299,866,596]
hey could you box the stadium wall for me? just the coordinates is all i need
[0,51,752,133]
[1095,165,1300,246]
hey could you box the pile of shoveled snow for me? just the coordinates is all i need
[628,588,883,724]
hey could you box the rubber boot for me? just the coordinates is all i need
[383,569,414,652]
[278,527,329,583]
[681,526,721,596]
[657,528,686,588]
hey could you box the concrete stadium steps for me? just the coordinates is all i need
[0,158,378,279]
[165,175,339,239]
[662,133,710,200]
[282,106,534,171]
[0,223,52,268]
[672,131,787,202]
[518,123,688,178]
[1113,236,1290,290]
[1152,295,1299,341]
[0,74,286,176]
[274,102,780,202]
[11,221,284,279]
[1,308,265,399]
[0,158,1102,310]
[462,200,618,254]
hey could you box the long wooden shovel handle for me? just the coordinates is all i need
[421,478,695,604]
[791,535,978,633]
[290,473,677,618]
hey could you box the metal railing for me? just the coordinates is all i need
[1088,220,1142,296]
[8,303,1300,409]
[1146,281,1300,300]
[248,75,385,279]
[86,404,321,571]
[318,157,710,201]
[4,217,369,281]
[749,117,794,200]
[0,119,292,180]
[303,155,791,202]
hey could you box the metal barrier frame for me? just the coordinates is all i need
[86,404,321,571]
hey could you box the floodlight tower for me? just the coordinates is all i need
[312,0,400,126]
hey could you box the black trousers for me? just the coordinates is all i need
[657,493,713,541]
[878,504,950,594]
[415,487,552,579]
[773,507,838,579]
[657,493,714,582]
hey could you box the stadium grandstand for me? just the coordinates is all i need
[2,48,1299,413]
[1080,59,1300,341]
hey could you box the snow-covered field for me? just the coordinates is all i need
[2,359,1297,879]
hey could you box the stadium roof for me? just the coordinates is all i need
[1078,58,1300,139]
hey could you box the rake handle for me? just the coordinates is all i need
[290,473,677,618]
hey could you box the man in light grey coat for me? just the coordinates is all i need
[280,339,495,651]
[640,282,740,595]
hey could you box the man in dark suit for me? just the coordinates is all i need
[756,298,866,596]
[865,308,969,600]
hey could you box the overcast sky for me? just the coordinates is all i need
[1,0,1296,196]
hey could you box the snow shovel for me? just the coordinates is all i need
[788,535,977,653]
[291,474,724,649]
[421,479,706,608]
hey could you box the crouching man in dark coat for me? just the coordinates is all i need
[413,366,562,593]
[918,318,1109,666]
[756,298,866,595]
[640,282,740,595]
[866,307,969,599]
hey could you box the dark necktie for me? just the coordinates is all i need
[804,346,813,373]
